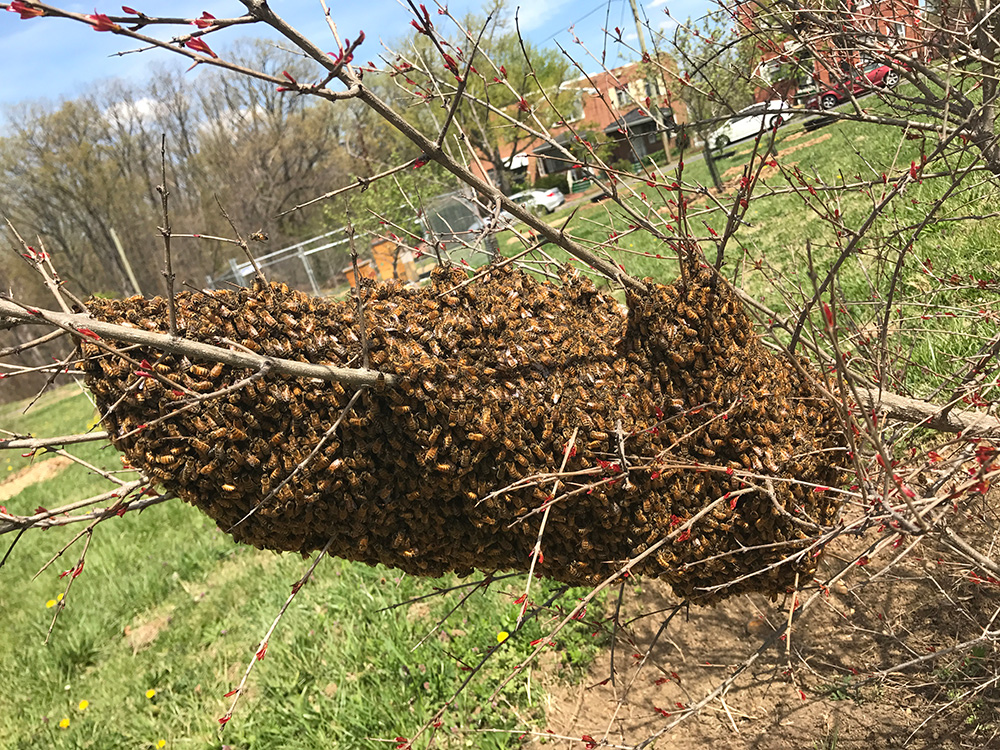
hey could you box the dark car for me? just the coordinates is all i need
[806,61,904,110]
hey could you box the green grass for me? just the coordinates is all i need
[1,388,605,749]
[500,97,1000,397]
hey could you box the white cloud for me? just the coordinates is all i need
[514,0,574,33]
[104,97,164,126]
[648,0,669,8]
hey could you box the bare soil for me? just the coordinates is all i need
[529,507,1000,750]
[0,456,72,503]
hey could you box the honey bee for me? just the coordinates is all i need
[541,421,553,441]
[189,438,210,455]
[422,446,438,465]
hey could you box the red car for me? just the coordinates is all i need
[806,61,904,110]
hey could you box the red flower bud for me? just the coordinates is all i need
[87,11,117,31]
[9,2,45,19]
[185,37,217,58]
[193,11,216,28]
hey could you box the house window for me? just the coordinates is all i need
[565,91,585,123]
[758,58,783,83]
[643,78,662,99]
[612,87,630,108]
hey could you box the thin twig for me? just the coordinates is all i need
[517,426,578,627]
[157,134,177,335]
[218,536,335,729]
[44,527,93,644]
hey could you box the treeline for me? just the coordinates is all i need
[0,40,434,401]
[0,40,409,301]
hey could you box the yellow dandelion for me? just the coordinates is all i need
[497,631,509,644]
[156,740,167,749]
[58,718,70,729]
[78,699,89,711]
[145,689,157,700]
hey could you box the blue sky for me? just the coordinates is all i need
[0,0,711,107]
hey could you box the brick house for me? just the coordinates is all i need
[737,0,923,104]
[468,57,688,188]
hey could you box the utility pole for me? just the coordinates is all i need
[627,0,673,165]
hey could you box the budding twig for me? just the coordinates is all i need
[0,299,396,389]
[218,536,335,730]
[518,426,578,628]
[157,134,177,335]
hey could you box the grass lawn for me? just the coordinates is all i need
[0,388,604,749]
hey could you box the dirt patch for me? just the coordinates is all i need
[124,606,175,655]
[528,512,999,750]
[719,132,832,185]
[775,131,833,161]
[0,456,72,502]
[407,601,431,622]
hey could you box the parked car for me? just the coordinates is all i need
[805,61,904,110]
[504,187,566,217]
[709,100,791,150]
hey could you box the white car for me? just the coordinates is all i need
[504,187,566,217]
[709,100,791,150]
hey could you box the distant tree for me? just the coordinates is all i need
[194,40,355,242]
[669,9,758,142]
[0,41,360,297]
[392,3,575,194]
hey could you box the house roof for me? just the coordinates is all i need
[530,131,576,155]
[603,106,676,135]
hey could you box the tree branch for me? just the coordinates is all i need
[0,299,395,389]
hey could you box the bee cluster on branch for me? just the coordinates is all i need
[79,261,848,603]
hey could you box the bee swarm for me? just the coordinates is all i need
[80,263,848,603]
